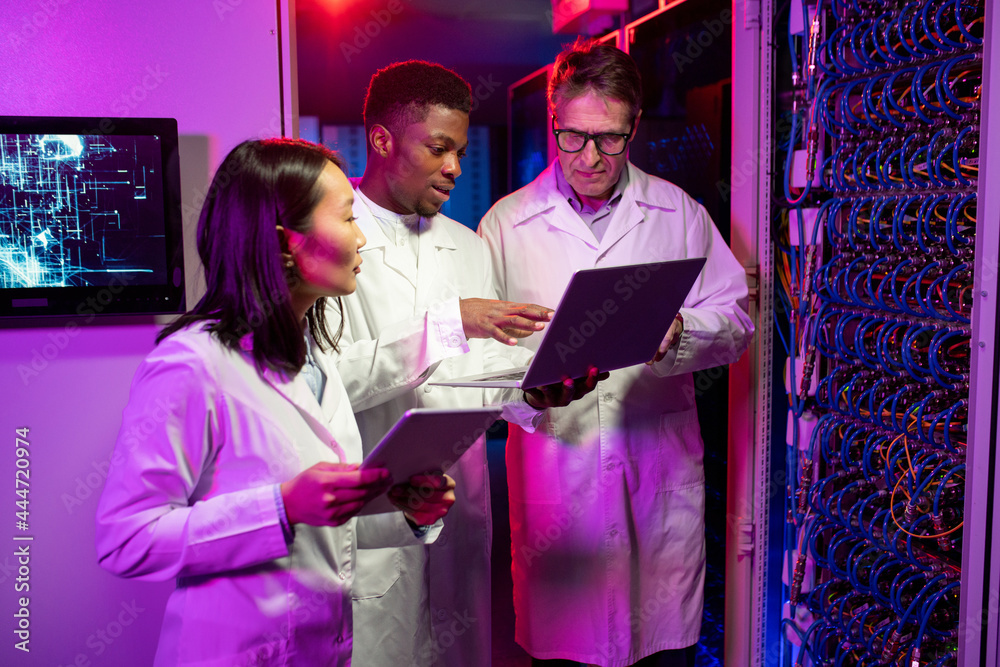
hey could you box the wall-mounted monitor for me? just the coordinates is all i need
[0,116,184,318]
[508,65,556,193]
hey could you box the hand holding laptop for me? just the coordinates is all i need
[648,313,685,365]
[523,365,610,409]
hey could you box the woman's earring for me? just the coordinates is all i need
[282,252,295,269]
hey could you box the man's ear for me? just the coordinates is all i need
[630,110,642,138]
[369,124,392,158]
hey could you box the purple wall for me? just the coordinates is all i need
[0,2,292,664]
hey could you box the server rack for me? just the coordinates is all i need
[765,1,999,666]
[509,1,1000,665]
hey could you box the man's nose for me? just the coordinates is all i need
[443,153,462,178]
[580,138,602,165]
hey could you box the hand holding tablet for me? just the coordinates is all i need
[358,407,502,515]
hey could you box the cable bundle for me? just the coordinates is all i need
[776,0,981,664]
[782,411,964,665]
[813,309,970,388]
[822,135,979,191]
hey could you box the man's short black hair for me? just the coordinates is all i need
[363,60,472,138]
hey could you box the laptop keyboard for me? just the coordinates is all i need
[477,370,527,382]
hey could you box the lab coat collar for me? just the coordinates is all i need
[508,162,679,222]
[506,162,680,250]
[597,163,679,255]
[351,182,460,292]
[508,163,572,223]
[350,184,458,252]
[350,180,460,250]
[352,198,412,287]
[506,163,595,248]
[623,161,680,211]
[242,332,347,462]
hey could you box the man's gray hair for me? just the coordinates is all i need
[548,38,643,120]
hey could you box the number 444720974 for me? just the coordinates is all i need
[15,427,30,530]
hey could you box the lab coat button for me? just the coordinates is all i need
[609,528,619,537]
[338,572,346,580]
[437,609,448,621]
[604,393,615,402]
[447,335,462,347]
[424,385,432,393]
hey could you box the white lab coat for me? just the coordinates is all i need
[478,161,754,666]
[95,324,432,666]
[328,188,537,666]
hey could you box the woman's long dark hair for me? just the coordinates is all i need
[158,138,344,375]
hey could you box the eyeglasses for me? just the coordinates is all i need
[551,118,634,156]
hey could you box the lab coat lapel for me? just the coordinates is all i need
[415,216,458,310]
[513,164,598,249]
[597,163,677,257]
[353,188,417,289]
[548,198,600,250]
[313,348,350,430]
[381,245,418,290]
[597,197,645,258]
[260,365,347,462]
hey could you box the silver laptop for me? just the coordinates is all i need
[430,258,707,389]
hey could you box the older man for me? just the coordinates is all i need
[328,60,600,667]
[479,40,754,667]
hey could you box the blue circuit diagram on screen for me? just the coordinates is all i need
[0,133,166,288]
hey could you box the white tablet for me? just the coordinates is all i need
[358,407,502,515]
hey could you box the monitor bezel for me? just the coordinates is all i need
[0,115,185,320]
